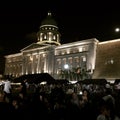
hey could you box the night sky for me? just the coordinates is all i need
[0,1,120,74]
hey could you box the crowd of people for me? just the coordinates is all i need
[0,78,120,120]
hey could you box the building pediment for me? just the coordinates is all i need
[20,43,47,52]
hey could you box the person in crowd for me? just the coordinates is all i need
[1,78,12,102]
[97,103,110,120]
[97,101,120,120]
[20,79,28,97]
[0,91,13,118]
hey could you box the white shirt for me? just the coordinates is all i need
[2,80,11,93]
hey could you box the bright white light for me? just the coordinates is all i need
[115,28,120,32]
[40,81,47,85]
[69,81,77,84]
[64,64,69,69]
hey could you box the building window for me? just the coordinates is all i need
[83,45,88,51]
[63,58,67,64]
[62,50,67,55]
[40,33,43,41]
[82,56,86,62]
[57,59,61,65]
[48,32,52,41]
[110,59,114,64]
[79,47,82,52]
[68,57,72,64]
[30,56,33,61]
[44,34,47,39]
[57,68,62,75]
[7,59,11,63]
[73,48,79,53]
[74,57,79,63]
[53,35,56,40]
[70,49,73,54]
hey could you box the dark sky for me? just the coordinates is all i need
[0,0,120,73]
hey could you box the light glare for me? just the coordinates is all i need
[115,28,120,32]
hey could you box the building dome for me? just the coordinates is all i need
[37,12,61,46]
[41,12,57,27]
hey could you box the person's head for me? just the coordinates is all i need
[100,105,110,117]
[82,89,89,96]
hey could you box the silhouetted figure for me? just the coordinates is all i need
[20,80,27,97]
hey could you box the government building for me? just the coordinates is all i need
[4,12,120,81]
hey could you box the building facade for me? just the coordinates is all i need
[5,12,120,81]
[4,12,98,80]
[92,39,120,80]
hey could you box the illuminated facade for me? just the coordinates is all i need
[5,12,120,80]
[92,39,120,80]
[4,12,98,80]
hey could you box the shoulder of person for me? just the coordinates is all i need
[97,114,106,120]
[114,116,120,120]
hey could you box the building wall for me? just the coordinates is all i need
[4,38,98,80]
[5,38,120,80]
[4,53,23,77]
[92,39,120,80]
[54,38,98,80]
[21,45,55,75]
